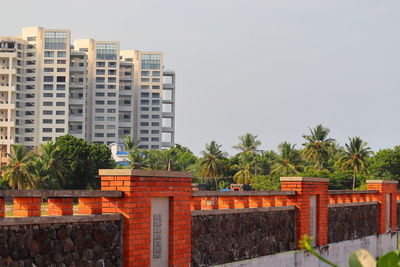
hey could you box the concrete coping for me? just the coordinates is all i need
[280,177,329,182]
[99,169,193,178]
[328,190,378,195]
[191,206,296,216]
[366,180,398,184]
[192,191,296,197]
[0,190,123,198]
[328,201,378,208]
[0,214,122,226]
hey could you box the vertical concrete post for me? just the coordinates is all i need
[366,180,398,233]
[100,169,192,267]
[280,177,329,247]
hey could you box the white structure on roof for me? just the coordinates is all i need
[110,142,129,163]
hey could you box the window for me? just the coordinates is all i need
[152,71,160,76]
[108,62,116,68]
[96,69,105,75]
[162,118,172,127]
[107,93,116,97]
[141,78,150,82]
[43,119,52,123]
[141,93,149,98]
[151,137,159,141]
[162,132,172,142]
[95,125,104,129]
[108,77,116,83]
[43,93,53,97]
[44,59,54,64]
[108,69,116,75]
[108,85,116,89]
[107,109,116,113]
[96,62,105,67]
[141,107,149,111]
[57,68,66,72]
[96,92,105,97]
[45,31,67,50]
[57,51,66,57]
[56,85,65,90]
[95,109,104,113]
[141,71,150,76]
[57,76,66,82]
[25,111,34,116]
[43,137,52,141]
[95,101,104,105]
[44,68,54,72]
[44,76,53,82]
[152,78,160,82]
[107,101,116,105]
[107,125,115,130]
[56,128,64,133]
[107,117,116,121]
[152,85,160,89]
[152,100,160,105]
[152,115,160,119]
[151,145,159,149]
[140,137,149,141]
[96,43,117,60]
[95,117,104,121]
[96,85,105,89]
[56,119,65,124]
[57,60,66,64]
[96,77,105,83]
[43,110,53,115]
[44,51,54,57]
[56,111,65,115]
[141,100,149,105]
[56,93,65,97]
[141,115,149,119]
[151,130,159,134]
[163,90,173,100]
[162,103,172,112]
[140,130,149,134]
[141,54,160,69]
[141,85,149,89]
[152,122,160,126]
[27,37,36,41]
[25,120,34,124]
[43,102,53,106]
[43,128,52,133]
[95,133,104,137]
[25,137,34,142]
[25,128,34,133]
[107,133,115,137]
[140,122,149,126]
[152,93,160,98]
[56,102,65,106]
[25,102,34,107]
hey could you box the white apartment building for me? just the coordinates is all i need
[0,26,176,165]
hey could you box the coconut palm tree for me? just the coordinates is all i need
[1,144,35,189]
[302,124,335,170]
[338,137,372,189]
[128,146,149,169]
[198,141,226,189]
[122,135,136,151]
[233,133,262,154]
[29,158,50,189]
[271,142,302,176]
[39,142,67,188]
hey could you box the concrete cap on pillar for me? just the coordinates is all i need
[280,177,329,182]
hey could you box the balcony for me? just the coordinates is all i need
[0,119,15,127]
[70,66,85,73]
[0,85,16,92]
[0,69,16,75]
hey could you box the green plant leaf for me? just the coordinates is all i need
[377,251,400,267]
[349,249,376,267]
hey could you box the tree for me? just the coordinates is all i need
[1,144,35,189]
[198,141,226,189]
[302,124,335,170]
[29,158,52,189]
[233,133,262,154]
[338,137,372,189]
[271,142,302,176]
[39,142,67,188]
[369,146,400,181]
[128,146,148,169]
[122,135,136,151]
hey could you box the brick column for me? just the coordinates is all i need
[13,197,41,217]
[280,177,329,247]
[366,180,398,233]
[78,197,102,214]
[0,197,4,217]
[48,198,73,216]
[100,169,192,267]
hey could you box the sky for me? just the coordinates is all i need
[3,0,400,155]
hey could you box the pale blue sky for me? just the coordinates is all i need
[3,0,400,155]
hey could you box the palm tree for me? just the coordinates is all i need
[29,158,50,189]
[128,146,148,169]
[302,124,335,170]
[39,142,67,188]
[233,133,262,154]
[1,144,34,189]
[271,142,302,176]
[122,135,136,151]
[231,153,259,184]
[338,137,372,189]
[198,141,226,189]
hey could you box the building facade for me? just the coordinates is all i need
[0,27,176,165]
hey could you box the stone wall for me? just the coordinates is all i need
[0,215,121,267]
[191,206,296,267]
[328,202,378,243]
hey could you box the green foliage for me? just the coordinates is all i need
[251,175,280,191]
[369,146,400,181]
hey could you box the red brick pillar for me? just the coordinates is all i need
[0,197,4,217]
[13,197,41,217]
[281,177,329,247]
[366,180,398,233]
[100,169,192,267]
[78,197,102,214]
[48,198,73,216]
